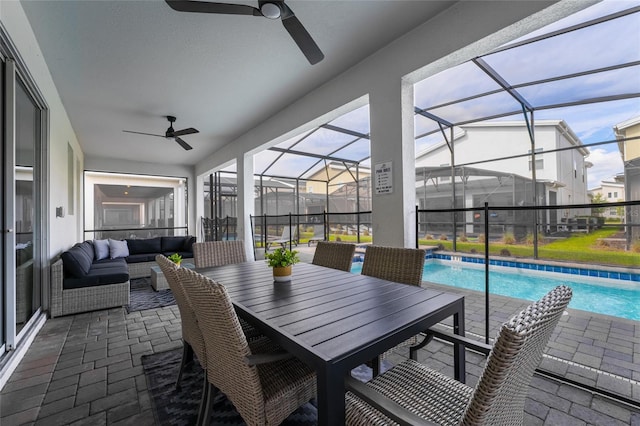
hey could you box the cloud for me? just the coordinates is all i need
[586,147,624,188]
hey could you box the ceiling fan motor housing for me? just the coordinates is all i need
[166,115,176,137]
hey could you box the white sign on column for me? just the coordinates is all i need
[375,161,393,194]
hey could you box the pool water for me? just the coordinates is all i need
[350,261,640,321]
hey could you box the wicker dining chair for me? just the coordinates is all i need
[177,267,316,426]
[193,240,247,268]
[361,246,426,365]
[155,255,207,391]
[312,241,356,272]
[345,285,573,426]
[361,245,426,286]
[156,255,260,391]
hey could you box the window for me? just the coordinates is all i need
[528,159,544,171]
[614,191,618,198]
[84,171,188,240]
[608,192,612,198]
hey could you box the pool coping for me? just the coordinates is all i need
[352,249,640,282]
[428,251,640,282]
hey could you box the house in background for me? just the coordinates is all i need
[415,120,591,235]
[588,176,625,220]
[615,116,640,242]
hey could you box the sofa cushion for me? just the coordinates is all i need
[94,239,110,260]
[126,237,161,255]
[61,242,94,278]
[91,258,127,269]
[63,263,129,290]
[161,236,188,253]
[108,239,130,259]
[183,236,196,252]
[77,241,96,262]
[125,253,157,263]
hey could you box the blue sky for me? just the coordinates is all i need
[414,0,640,189]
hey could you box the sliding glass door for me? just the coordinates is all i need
[1,54,45,354]
[14,77,41,333]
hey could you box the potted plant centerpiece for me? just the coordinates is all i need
[168,253,182,267]
[265,247,299,282]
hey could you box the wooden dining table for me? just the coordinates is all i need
[197,261,466,426]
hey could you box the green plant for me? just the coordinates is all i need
[502,232,515,245]
[265,248,300,268]
[167,253,182,264]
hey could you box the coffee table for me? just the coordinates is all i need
[150,262,194,291]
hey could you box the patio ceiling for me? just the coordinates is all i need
[246,1,640,183]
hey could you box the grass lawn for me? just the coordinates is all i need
[420,227,640,268]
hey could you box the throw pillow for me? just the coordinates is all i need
[94,239,110,260]
[108,239,130,259]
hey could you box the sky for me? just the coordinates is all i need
[414,0,640,190]
[241,1,640,190]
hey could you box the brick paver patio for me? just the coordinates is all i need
[1,252,639,425]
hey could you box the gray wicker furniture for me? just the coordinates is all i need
[345,285,573,426]
[361,245,426,286]
[177,267,316,426]
[197,261,466,425]
[311,241,356,272]
[361,246,427,364]
[50,258,130,318]
[155,255,207,390]
[192,240,246,268]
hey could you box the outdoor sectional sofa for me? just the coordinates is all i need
[50,236,195,317]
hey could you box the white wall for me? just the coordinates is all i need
[194,0,592,247]
[1,1,84,257]
[415,122,591,206]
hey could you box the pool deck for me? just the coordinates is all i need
[1,247,636,425]
[296,245,640,423]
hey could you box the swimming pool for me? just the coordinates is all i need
[350,260,640,321]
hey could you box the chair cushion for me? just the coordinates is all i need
[161,236,187,253]
[108,239,130,259]
[94,239,109,260]
[126,237,161,255]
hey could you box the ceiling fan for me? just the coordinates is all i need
[165,0,324,65]
[123,116,198,151]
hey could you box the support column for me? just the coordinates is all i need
[237,153,255,260]
[369,78,416,247]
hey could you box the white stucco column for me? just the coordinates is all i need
[369,78,416,247]
[237,153,255,260]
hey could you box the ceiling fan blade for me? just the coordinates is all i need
[281,6,323,65]
[123,130,165,138]
[165,0,260,16]
[171,127,199,137]
[174,136,193,151]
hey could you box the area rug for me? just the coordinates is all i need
[126,277,176,313]
[142,348,392,425]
